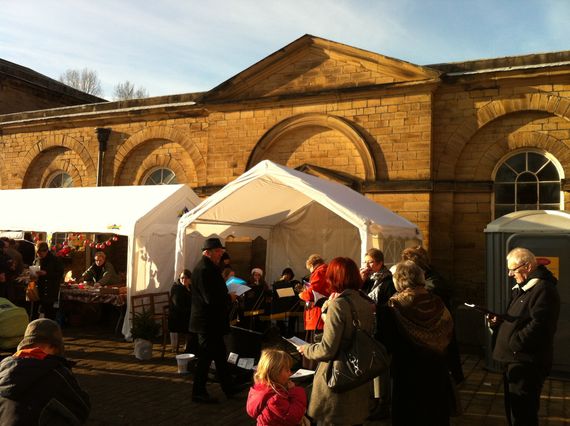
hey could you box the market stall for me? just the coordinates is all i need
[1,184,201,338]
[175,160,421,282]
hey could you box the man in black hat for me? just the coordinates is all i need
[0,318,90,424]
[190,237,237,403]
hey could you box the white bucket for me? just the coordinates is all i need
[175,353,195,374]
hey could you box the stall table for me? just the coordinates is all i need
[59,285,127,332]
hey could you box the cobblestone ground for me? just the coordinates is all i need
[8,325,568,425]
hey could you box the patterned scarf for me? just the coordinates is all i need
[389,287,453,353]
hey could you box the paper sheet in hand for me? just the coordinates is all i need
[284,336,309,348]
[237,357,255,370]
[227,352,239,365]
[464,302,508,321]
[227,282,251,296]
[291,368,315,379]
[276,287,295,297]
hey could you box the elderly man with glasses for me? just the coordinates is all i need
[488,247,560,426]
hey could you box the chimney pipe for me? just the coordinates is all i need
[96,127,111,187]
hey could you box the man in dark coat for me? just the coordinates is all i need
[33,242,64,320]
[190,237,236,404]
[0,318,90,424]
[489,247,560,426]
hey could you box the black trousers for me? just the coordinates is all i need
[192,333,232,396]
[504,363,545,426]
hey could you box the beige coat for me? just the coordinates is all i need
[302,289,374,425]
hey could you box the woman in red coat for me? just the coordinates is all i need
[298,254,330,334]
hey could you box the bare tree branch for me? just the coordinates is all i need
[59,68,103,97]
[113,81,149,100]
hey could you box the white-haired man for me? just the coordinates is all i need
[488,247,560,426]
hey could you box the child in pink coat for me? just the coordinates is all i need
[246,349,307,426]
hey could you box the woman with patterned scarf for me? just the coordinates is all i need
[377,260,454,426]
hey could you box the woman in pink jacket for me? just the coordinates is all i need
[246,349,307,426]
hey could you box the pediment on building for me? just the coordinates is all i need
[203,35,440,102]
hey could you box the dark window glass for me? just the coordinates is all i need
[495,165,517,182]
[517,203,539,211]
[517,172,537,183]
[495,183,515,203]
[527,152,548,173]
[537,162,559,181]
[47,172,73,188]
[494,152,561,219]
[144,168,177,185]
[495,205,515,217]
[539,204,561,210]
[517,182,538,204]
[506,155,525,173]
[539,183,561,203]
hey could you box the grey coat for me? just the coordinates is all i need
[302,289,374,425]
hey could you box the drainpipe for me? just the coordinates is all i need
[96,128,111,187]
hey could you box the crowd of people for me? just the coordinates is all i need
[0,236,123,323]
[0,234,560,426]
[165,238,560,426]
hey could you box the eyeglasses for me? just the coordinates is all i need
[508,263,526,274]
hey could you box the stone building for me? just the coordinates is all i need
[1,34,569,307]
[0,58,103,114]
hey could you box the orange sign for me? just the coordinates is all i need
[537,256,559,279]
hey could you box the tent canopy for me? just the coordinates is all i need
[176,160,421,282]
[0,185,200,236]
[1,184,201,337]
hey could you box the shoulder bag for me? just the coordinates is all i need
[325,293,389,392]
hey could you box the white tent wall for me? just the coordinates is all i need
[175,160,422,284]
[267,202,360,282]
[121,188,201,338]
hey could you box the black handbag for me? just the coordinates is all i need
[325,293,389,393]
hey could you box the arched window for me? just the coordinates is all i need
[143,168,177,185]
[493,151,562,218]
[46,171,73,188]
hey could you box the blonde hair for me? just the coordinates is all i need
[254,349,292,395]
[305,254,324,270]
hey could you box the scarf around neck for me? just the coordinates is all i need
[389,287,453,353]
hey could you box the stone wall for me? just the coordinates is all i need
[2,36,570,321]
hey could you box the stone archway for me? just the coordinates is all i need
[455,129,570,181]
[115,126,206,186]
[247,113,377,181]
[115,138,198,186]
[19,135,96,188]
[437,93,570,180]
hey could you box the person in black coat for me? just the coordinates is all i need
[377,261,454,426]
[0,318,90,425]
[360,248,396,306]
[189,238,237,404]
[401,246,464,385]
[168,269,197,354]
[33,242,64,320]
[489,247,560,426]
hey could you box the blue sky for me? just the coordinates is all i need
[0,0,568,99]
